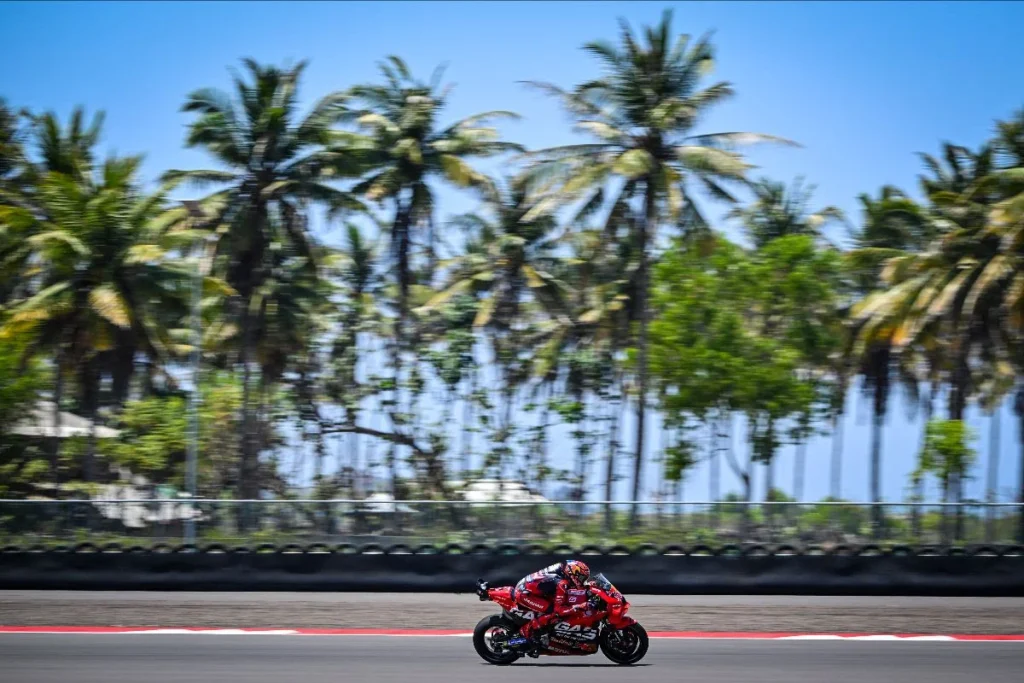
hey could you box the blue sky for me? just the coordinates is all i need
[2,1,1023,503]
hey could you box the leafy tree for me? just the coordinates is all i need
[750,234,843,500]
[916,418,977,542]
[650,233,836,514]
[99,371,283,497]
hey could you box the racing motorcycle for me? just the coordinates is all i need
[472,572,649,665]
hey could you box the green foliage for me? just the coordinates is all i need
[0,332,44,430]
[650,233,840,469]
[663,438,697,483]
[0,333,48,496]
[917,418,978,489]
[99,372,245,495]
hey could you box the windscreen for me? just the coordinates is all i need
[590,572,615,592]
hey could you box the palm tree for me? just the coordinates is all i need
[845,185,932,301]
[984,113,1024,539]
[342,56,522,496]
[851,137,1014,539]
[888,144,1001,421]
[322,223,383,496]
[975,349,1015,541]
[420,175,566,478]
[343,56,522,350]
[727,176,845,249]
[1,107,107,307]
[22,108,105,186]
[0,98,27,201]
[326,223,382,421]
[163,58,362,501]
[0,100,30,307]
[845,186,937,534]
[419,175,564,331]
[0,154,213,484]
[556,227,634,527]
[520,9,794,524]
[251,226,337,497]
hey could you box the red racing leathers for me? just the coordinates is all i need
[512,563,589,638]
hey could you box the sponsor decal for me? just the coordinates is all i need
[554,622,599,641]
[506,606,537,620]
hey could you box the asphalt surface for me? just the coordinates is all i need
[1,635,1022,683]
[2,592,1024,633]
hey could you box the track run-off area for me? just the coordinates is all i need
[2,594,1023,682]
[3,592,1024,633]
[1,633,1023,683]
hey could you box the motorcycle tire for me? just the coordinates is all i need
[472,614,521,666]
[599,622,649,665]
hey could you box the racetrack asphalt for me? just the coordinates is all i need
[2,592,1024,633]
[1,634,1022,683]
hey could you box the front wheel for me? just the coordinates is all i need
[600,622,649,665]
[473,614,521,665]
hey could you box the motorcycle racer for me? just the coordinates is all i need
[506,559,592,651]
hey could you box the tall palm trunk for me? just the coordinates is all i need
[238,310,257,499]
[76,353,103,488]
[574,392,587,507]
[792,437,807,529]
[500,371,515,486]
[460,370,476,478]
[1015,385,1024,544]
[540,381,555,499]
[237,207,268,529]
[603,385,623,532]
[912,390,934,539]
[794,439,807,501]
[730,415,755,533]
[986,406,1001,542]
[870,397,884,538]
[710,410,727,530]
[941,472,952,544]
[50,355,64,492]
[949,338,971,541]
[394,199,413,344]
[763,417,777,538]
[629,180,656,529]
[389,198,413,501]
[829,409,844,499]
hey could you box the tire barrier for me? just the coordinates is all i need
[1,542,1024,556]
[0,543,1021,595]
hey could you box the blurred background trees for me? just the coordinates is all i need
[0,12,1021,547]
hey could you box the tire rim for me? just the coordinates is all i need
[607,629,640,657]
[484,626,512,655]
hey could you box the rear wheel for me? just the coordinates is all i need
[600,622,649,665]
[473,615,521,665]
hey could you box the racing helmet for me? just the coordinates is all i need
[562,559,590,588]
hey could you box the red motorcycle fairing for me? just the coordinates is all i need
[487,583,632,655]
[542,609,604,655]
[588,583,637,629]
[485,586,517,611]
[484,586,546,623]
